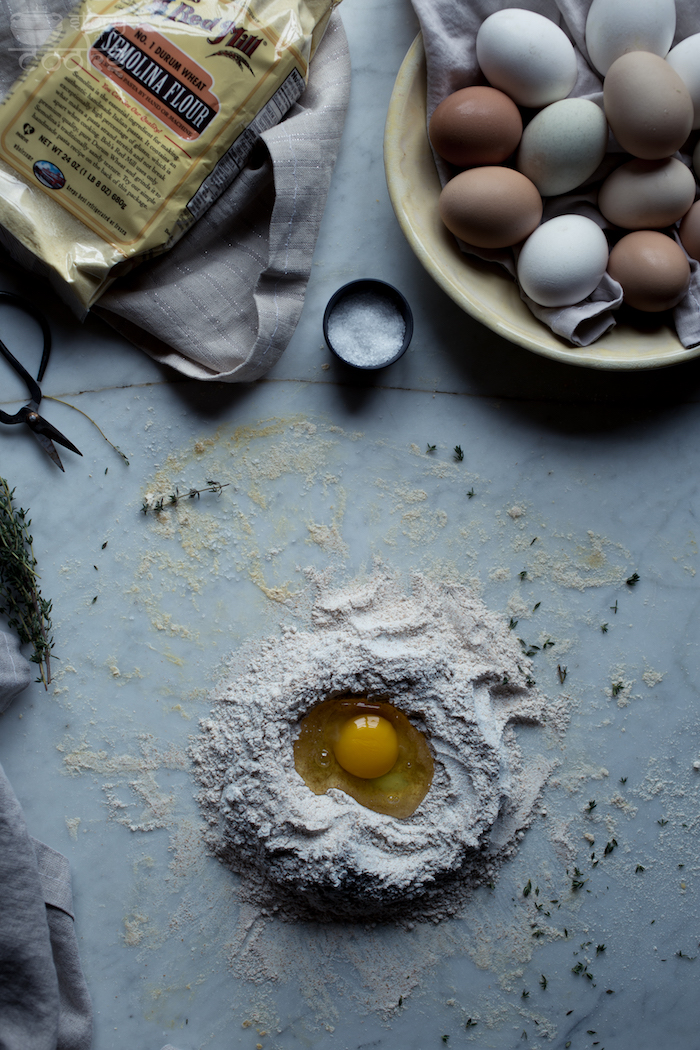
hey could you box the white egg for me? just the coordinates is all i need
[476,9,578,109]
[585,0,676,77]
[667,34,700,130]
[517,99,608,197]
[517,215,609,308]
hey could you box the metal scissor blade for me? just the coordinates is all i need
[23,402,82,469]
[31,427,65,471]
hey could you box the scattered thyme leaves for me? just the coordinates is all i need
[539,975,548,990]
[676,950,696,960]
[610,600,618,613]
[0,478,54,688]
[467,487,475,498]
[604,839,618,856]
[611,681,624,697]
[523,879,532,897]
[596,945,606,955]
[586,800,597,812]
[509,617,518,630]
[465,1019,477,1028]
[626,572,640,586]
[518,570,528,581]
[557,664,567,684]
[619,776,627,784]
[521,990,529,999]
[101,541,108,549]
[571,868,587,891]
[426,443,436,453]
[454,445,464,461]
[532,601,540,611]
[635,864,645,873]
[601,623,608,633]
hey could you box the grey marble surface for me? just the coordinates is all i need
[1,1,700,1049]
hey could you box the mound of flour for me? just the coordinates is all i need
[192,568,554,920]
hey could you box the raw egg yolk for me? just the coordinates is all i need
[334,715,399,780]
[293,696,434,818]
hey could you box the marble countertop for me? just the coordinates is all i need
[2,1,700,1049]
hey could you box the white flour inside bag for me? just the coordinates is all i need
[192,567,556,921]
[0,0,336,314]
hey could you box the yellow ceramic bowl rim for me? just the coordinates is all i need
[383,33,700,371]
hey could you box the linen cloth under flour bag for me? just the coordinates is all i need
[0,0,347,380]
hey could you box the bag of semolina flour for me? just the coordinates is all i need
[0,0,350,380]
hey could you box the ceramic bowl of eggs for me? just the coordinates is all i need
[384,0,700,369]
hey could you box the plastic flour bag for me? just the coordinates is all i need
[0,0,338,316]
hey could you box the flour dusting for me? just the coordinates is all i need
[192,566,555,921]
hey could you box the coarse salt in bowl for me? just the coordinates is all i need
[323,279,414,369]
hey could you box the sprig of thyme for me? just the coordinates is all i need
[0,478,54,688]
[142,479,229,514]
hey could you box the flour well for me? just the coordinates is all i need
[192,567,554,920]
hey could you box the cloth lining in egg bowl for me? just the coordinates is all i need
[191,569,556,921]
[410,0,700,349]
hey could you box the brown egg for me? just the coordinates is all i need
[679,200,700,262]
[429,86,523,167]
[604,52,694,160]
[598,158,696,229]
[439,166,542,249]
[608,231,690,311]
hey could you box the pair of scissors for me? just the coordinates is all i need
[0,291,82,471]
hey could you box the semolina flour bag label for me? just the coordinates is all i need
[0,0,336,311]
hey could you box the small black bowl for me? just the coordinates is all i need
[323,279,414,369]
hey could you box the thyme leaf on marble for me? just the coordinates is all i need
[635,864,645,873]
[509,617,518,630]
[610,600,618,613]
[142,480,230,514]
[426,443,436,453]
[465,1019,477,1028]
[626,572,640,586]
[601,623,608,633]
[586,800,597,812]
[519,570,528,581]
[539,975,548,989]
[523,879,532,897]
[557,664,567,684]
[611,681,624,697]
[604,839,618,856]
[454,445,464,462]
[0,478,54,688]
[619,776,627,784]
[467,487,475,498]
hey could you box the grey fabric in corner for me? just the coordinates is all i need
[0,629,32,714]
[0,764,92,1050]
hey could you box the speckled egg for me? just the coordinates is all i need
[604,52,694,160]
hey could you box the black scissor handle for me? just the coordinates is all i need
[0,291,52,382]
